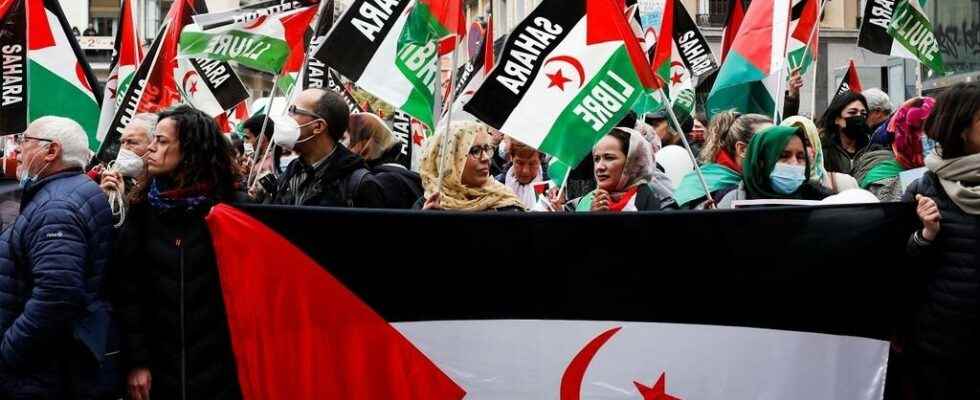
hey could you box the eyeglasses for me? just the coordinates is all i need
[288,105,325,121]
[13,134,54,145]
[468,144,495,158]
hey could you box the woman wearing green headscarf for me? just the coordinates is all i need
[717,125,832,208]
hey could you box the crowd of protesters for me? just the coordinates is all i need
[0,80,976,398]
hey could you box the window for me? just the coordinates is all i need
[707,0,730,27]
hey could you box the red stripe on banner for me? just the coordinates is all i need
[206,204,466,399]
[0,0,16,20]
[118,0,143,66]
[281,6,318,74]
[483,13,494,75]
[846,59,863,93]
[720,0,747,63]
[26,0,53,50]
[586,0,657,89]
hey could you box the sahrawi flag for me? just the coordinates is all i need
[835,59,864,97]
[785,0,822,75]
[96,0,144,146]
[635,0,718,119]
[180,1,319,74]
[315,0,465,129]
[858,0,947,76]
[0,0,101,149]
[705,0,791,118]
[464,0,657,181]
[95,0,248,163]
[206,201,904,399]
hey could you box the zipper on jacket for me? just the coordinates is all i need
[177,237,187,400]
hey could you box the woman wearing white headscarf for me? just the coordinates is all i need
[560,127,676,212]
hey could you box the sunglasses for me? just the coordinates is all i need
[288,105,325,121]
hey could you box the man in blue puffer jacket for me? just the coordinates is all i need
[0,117,114,399]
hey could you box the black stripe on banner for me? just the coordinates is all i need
[0,0,28,135]
[240,203,920,342]
[302,0,334,90]
[314,0,413,82]
[94,27,165,164]
[857,0,896,55]
[189,58,249,112]
[45,0,102,106]
[463,0,585,130]
[671,0,718,79]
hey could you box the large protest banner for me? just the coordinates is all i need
[205,202,919,399]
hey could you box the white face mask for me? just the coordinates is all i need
[113,148,145,178]
[272,115,319,151]
[243,141,255,157]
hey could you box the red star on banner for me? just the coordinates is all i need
[546,69,573,91]
[671,72,684,85]
[189,80,199,96]
[634,372,681,400]
[413,131,425,146]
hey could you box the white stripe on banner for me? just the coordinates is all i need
[762,0,792,107]
[394,320,888,400]
[356,0,416,109]
[497,19,620,149]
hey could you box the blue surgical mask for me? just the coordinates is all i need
[769,162,806,195]
[921,134,937,158]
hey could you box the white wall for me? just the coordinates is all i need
[59,0,90,32]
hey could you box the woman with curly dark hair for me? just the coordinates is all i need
[111,105,244,400]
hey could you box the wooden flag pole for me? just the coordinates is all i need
[247,71,282,189]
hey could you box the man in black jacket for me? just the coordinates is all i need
[265,89,385,208]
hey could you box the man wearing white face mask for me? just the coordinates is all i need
[264,88,386,208]
[0,117,114,398]
[97,114,155,227]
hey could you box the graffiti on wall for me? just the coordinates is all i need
[933,1,980,74]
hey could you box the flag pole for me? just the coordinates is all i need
[804,0,827,117]
[435,36,461,196]
[247,71,282,189]
[657,86,715,207]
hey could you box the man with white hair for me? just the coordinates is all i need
[98,113,156,207]
[862,88,893,131]
[0,116,115,398]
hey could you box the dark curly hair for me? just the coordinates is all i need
[132,105,239,202]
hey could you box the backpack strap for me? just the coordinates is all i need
[343,168,370,207]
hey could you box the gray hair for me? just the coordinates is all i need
[862,88,892,113]
[27,116,91,169]
[126,113,158,142]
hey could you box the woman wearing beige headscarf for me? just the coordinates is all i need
[782,116,858,193]
[416,120,526,211]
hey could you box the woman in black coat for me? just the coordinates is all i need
[112,106,244,400]
[904,82,980,398]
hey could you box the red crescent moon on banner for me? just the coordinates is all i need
[181,70,198,92]
[559,326,622,400]
[243,15,267,30]
[544,55,586,88]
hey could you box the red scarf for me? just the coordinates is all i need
[714,150,742,174]
[607,186,639,212]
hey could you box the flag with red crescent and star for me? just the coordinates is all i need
[204,202,904,399]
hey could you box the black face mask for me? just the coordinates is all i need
[842,115,871,140]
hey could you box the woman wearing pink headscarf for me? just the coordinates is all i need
[854,97,936,201]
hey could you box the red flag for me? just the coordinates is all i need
[137,0,204,113]
[483,13,494,75]
[720,0,748,63]
[206,204,466,399]
[834,59,863,97]
[586,0,658,90]
[422,0,465,56]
